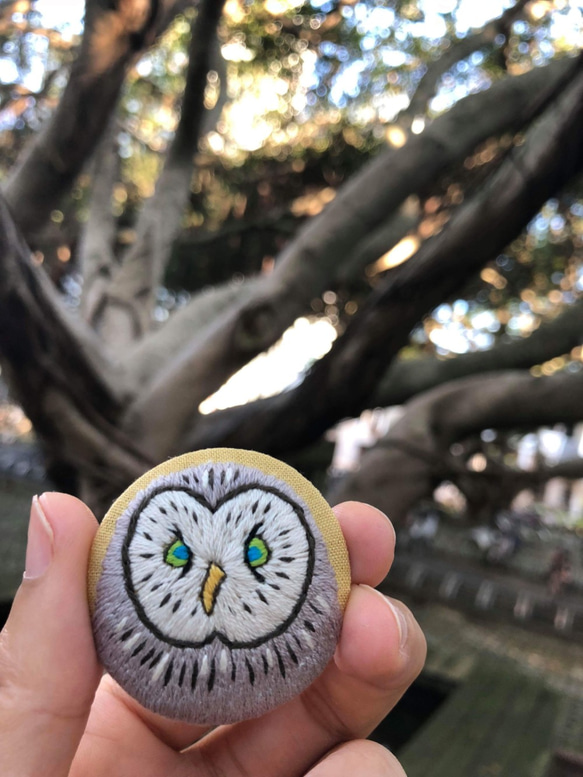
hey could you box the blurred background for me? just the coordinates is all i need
[0,0,582,774]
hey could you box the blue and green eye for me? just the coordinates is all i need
[246,536,269,568]
[165,539,191,568]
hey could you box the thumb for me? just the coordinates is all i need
[0,492,101,777]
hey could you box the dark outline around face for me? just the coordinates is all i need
[122,483,316,650]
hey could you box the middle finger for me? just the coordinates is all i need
[184,587,426,777]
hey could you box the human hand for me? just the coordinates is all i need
[0,493,426,777]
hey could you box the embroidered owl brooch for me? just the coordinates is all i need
[88,449,351,724]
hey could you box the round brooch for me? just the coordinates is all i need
[88,449,351,724]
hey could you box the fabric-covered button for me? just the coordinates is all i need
[88,449,351,724]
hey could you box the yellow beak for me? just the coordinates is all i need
[201,562,226,615]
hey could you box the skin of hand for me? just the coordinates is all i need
[0,493,426,777]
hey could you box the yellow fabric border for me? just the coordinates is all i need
[88,449,351,612]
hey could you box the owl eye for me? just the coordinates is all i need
[165,539,191,568]
[246,536,269,568]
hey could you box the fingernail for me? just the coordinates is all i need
[24,496,54,579]
[386,598,408,652]
[365,585,408,651]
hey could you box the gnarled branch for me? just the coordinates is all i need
[124,57,578,459]
[182,56,583,456]
[181,291,583,451]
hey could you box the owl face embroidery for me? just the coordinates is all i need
[90,453,350,725]
[124,485,315,648]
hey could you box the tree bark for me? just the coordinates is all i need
[337,201,421,283]
[125,279,262,387]
[78,118,121,328]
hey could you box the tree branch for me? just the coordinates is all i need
[121,214,298,390]
[78,117,121,329]
[91,0,227,346]
[3,0,188,239]
[333,369,583,523]
[125,278,261,387]
[374,294,583,406]
[337,202,421,282]
[182,56,583,456]
[123,57,578,459]
[401,0,529,124]
[180,292,583,450]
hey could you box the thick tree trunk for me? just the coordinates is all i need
[1,0,581,522]
[0,196,150,499]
